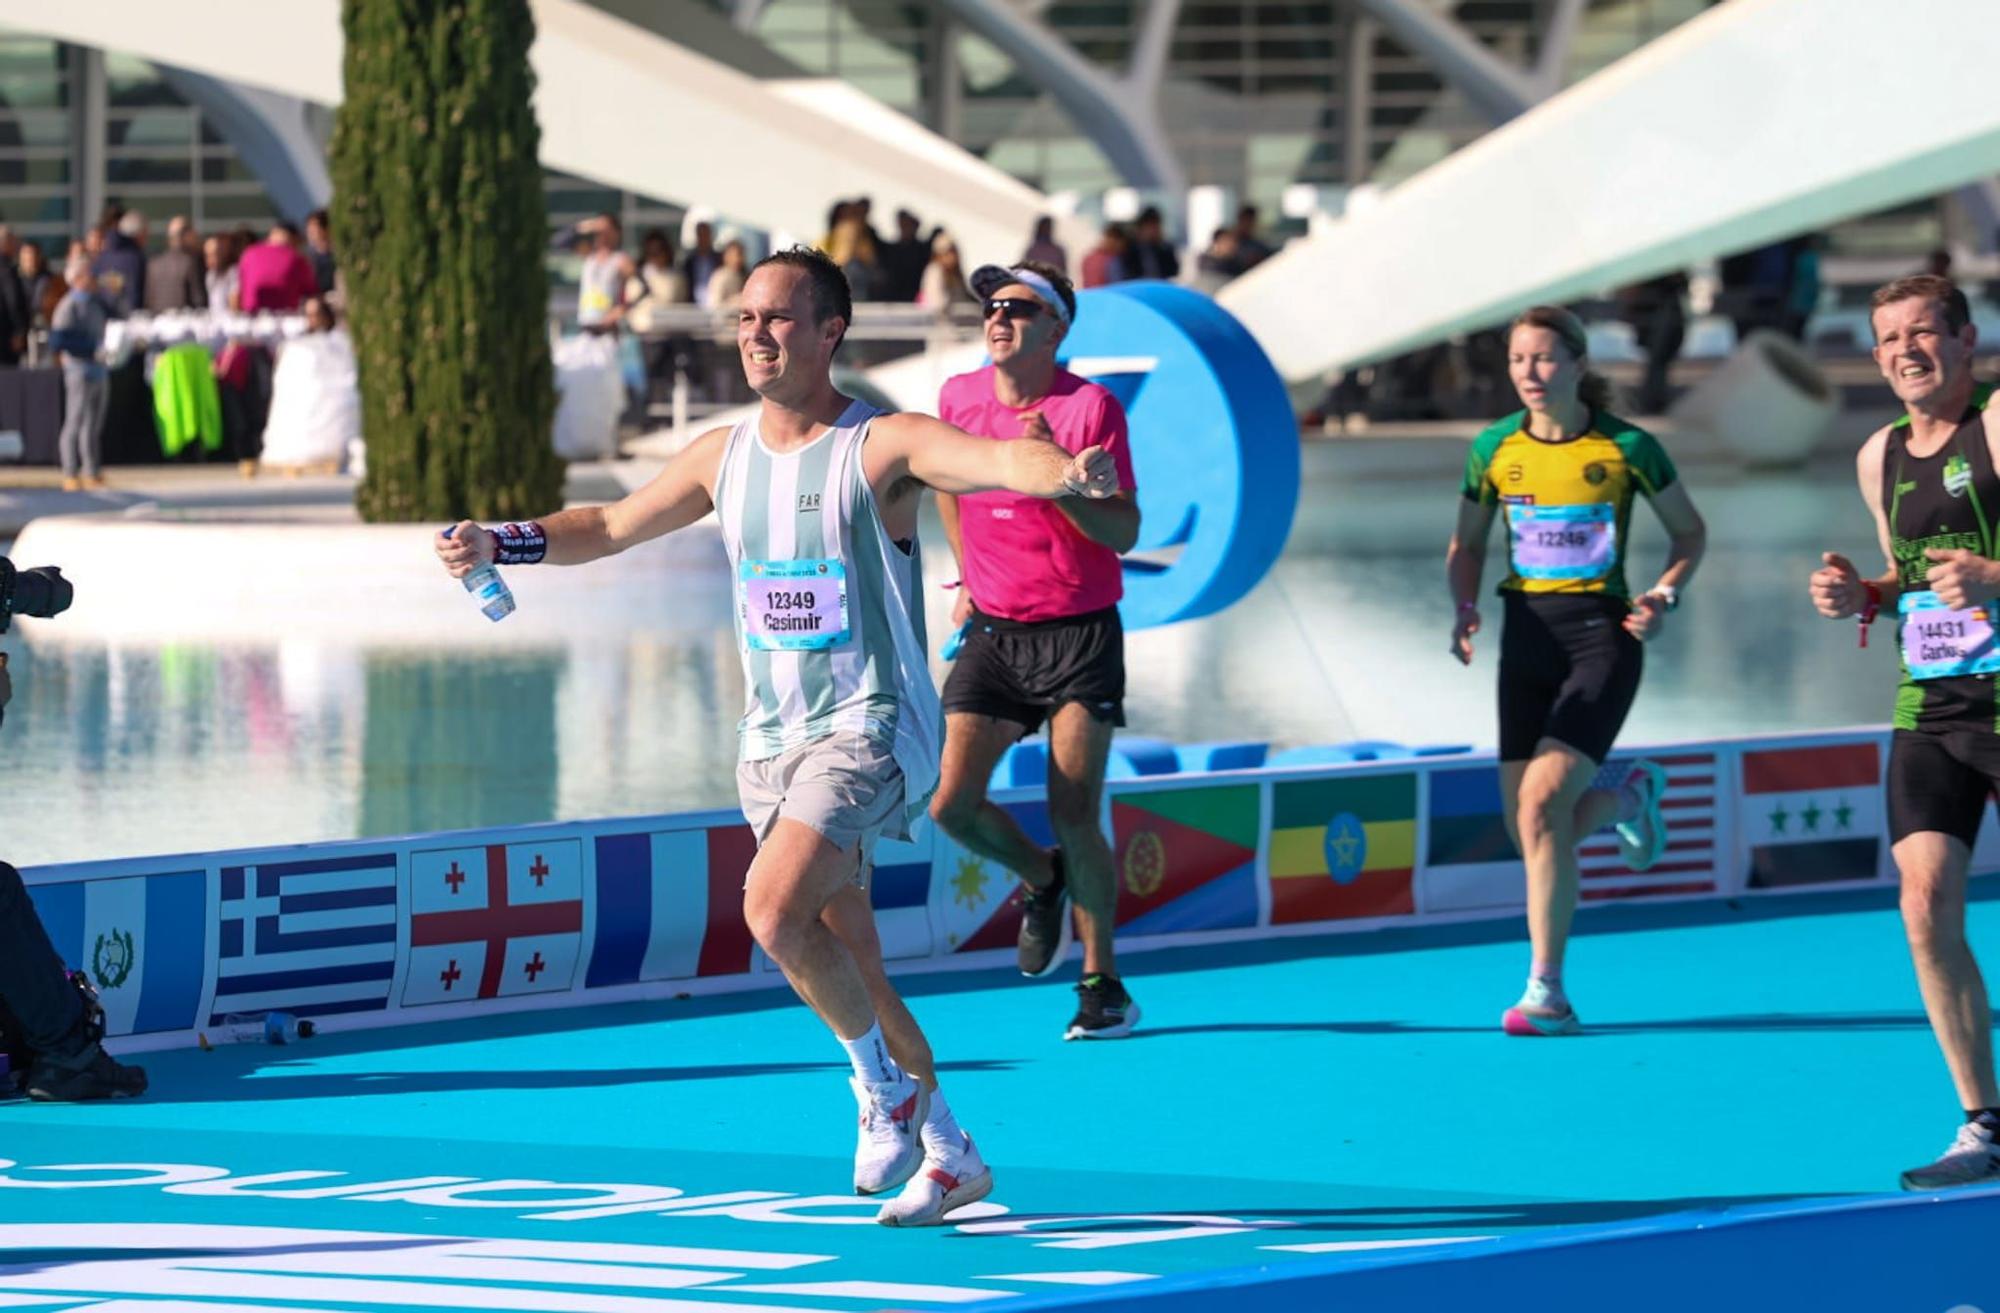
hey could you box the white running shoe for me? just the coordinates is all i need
[1613,760,1669,871]
[1899,1121,2000,1191]
[876,1132,994,1227]
[851,1075,930,1196]
[1501,977,1581,1037]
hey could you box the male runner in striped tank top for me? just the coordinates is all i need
[436,247,1121,1225]
[1810,275,2000,1190]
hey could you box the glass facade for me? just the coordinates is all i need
[727,0,1737,218]
[0,36,72,244]
[0,5,1973,280]
[3,33,682,265]
[102,52,277,239]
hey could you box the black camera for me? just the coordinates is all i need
[0,558,72,634]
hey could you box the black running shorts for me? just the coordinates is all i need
[1496,592,1643,764]
[1888,727,2000,846]
[942,605,1126,734]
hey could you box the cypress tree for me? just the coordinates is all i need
[333,0,564,523]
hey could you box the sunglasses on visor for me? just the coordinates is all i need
[982,297,1047,322]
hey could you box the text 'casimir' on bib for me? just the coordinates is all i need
[1057,282,1300,629]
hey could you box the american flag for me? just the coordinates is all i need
[1578,751,1719,900]
[210,853,399,1024]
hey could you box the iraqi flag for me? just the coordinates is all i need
[30,871,207,1036]
[1739,741,1885,888]
[1110,783,1260,935]
[404,841,586,1005]
[586,824,758,987]
[1267,772,1417,924]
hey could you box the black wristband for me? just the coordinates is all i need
[491,521,547,565]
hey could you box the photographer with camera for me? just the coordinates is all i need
[0,558,147,1101]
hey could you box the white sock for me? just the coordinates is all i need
[924,1088,965,1151]
[839,1021,901,1085]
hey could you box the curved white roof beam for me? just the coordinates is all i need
[1221,0,2000,381]
[932,0,1186,196]
[0,0,1084,261]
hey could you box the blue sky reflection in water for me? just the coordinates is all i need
[0,445,1898,866]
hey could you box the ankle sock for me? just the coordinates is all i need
[839,1020,900,1085]
[924,1088,964,1149]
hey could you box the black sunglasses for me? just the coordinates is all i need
[982,297,1047,322]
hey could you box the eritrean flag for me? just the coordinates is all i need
[1267,772,1418,924]
[1110,784,1261,935]
[1739,741,1884,888]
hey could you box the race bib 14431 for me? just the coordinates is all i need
[1508,502,1616,581]
[1900,589,2000,680]
[739,558,850,652]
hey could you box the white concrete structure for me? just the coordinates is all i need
[0,0,1087,262]
[1221,0,2000,380]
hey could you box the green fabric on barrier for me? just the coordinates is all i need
[153,342,223,458]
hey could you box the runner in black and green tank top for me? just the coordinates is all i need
[1809,274,2000,1191]
[1883,381,2000,731]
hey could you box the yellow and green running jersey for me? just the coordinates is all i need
[1460,409,1679,598]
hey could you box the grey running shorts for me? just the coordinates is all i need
[736,733,906,886]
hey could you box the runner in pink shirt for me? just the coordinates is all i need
[930,260,1144,1040]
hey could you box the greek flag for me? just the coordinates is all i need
[212,853,398,1025]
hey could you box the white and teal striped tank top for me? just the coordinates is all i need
[713,399,941,832]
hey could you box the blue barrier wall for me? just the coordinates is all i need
[24,727,1998,1055]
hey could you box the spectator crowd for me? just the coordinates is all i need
[555,194,1282,417]
[27,201,342,489]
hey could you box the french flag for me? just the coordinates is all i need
[586,825,757,987]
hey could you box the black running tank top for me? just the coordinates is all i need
[1883,383,1999,730]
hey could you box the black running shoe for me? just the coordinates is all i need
[26,1044,148,1102]
[1064,974,1141,1040]
[1016,850,1072,979]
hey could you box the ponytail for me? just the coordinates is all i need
[1578,370,1616,413]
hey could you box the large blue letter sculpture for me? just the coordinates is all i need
[1057,282,1299,629]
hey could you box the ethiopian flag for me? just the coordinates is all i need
[1268,773,1418,923]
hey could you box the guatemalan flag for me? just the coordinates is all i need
[28,871,208,1036]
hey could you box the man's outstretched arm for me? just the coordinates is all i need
[869,412,1119,500]
[437,427,728,574]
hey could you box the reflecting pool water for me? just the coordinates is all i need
[0,442,1898,867]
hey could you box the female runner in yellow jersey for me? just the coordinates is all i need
[1446,305,1707,1036]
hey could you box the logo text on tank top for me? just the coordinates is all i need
[1944,453,1972,497]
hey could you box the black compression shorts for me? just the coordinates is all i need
[942,605,1126,735]
[1497,592,1643,764]
[1888,727,2000,846]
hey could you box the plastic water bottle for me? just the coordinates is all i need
[941,621,970,661]
[212,1011,317,1045]
[445,525,515,622]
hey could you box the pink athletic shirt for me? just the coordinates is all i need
[938,365,1137,623]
